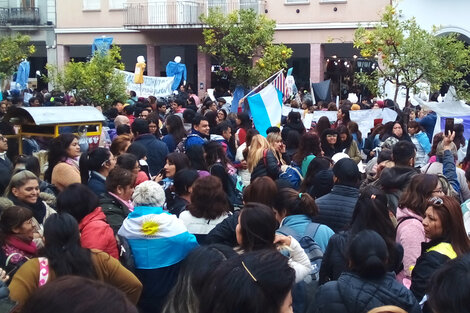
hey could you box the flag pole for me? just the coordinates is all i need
[240,69,284,103]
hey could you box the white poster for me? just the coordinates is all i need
[117,69,174,98]
[281,107,397,137]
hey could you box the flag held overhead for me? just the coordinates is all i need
[248,84,283,137]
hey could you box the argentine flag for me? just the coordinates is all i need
[118,206,198,269]
[248,84,283,137]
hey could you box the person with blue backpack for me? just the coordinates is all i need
[274,188,334,313]
[274,188,334,254]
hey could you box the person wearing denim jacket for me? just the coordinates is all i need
[408,121,431,168]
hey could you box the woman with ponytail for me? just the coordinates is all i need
[273,188,334,252]
[313,230,421,313]
[79,148,116,196]
[319,186,403,284]
[8,213,142,308]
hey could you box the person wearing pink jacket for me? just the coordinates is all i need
[396,174,443,287]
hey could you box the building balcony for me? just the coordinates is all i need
[124,0,265,29]
[0,7,40,26]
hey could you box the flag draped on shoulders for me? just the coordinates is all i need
[248,83,283,137]
[118,206,198,269]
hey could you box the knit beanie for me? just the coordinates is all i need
[333,158,360,184]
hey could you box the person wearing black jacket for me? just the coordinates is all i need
[319,186,403,285]
[320,129,341,159]
[313,230,420,313]
[246,135,280,182]
[132,118,169,176]
[281,111,305,142]
[313,158,360,232]
[0,133,12,195]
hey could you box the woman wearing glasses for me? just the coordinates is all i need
[410,195,470,305]
[320,129,341,158]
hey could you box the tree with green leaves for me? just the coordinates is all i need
[45,46,127,110]
[0,34,35,80]
[199,8,292,88]
[354,5,470,105]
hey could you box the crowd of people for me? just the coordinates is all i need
[0,86,468,313]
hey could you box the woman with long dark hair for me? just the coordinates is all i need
[396,174,443,285]
[235,112,251,146]
[9,213,142,307]
[319,186,403,284]
[347,121,363,151]
[292,133,322,176]
[337,125,362,164]
[332,107,351,129]
[154,152,190,190]
[320,129,341,158]
[314,116,330,137]
[44,133,81,191]
[163,115,187,153]
[381,121,411,142]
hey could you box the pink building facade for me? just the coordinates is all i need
[56,0,390,97]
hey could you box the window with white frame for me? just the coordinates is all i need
[83,0,100,11]
[285,0,309,4]
[319,0,347,3]
[109,0,125,10]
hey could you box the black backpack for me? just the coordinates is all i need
[116,234,135,273]
[278,223,323,313]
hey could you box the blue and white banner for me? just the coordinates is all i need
[248,84,283,137]
[117,69,174,98]
[118,206,198,269]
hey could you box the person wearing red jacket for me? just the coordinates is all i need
[56,183,118,259]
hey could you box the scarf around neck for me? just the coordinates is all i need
[9,195,47,224]
[6,235,37,256]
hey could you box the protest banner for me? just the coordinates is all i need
[281,107,397,137]
[117,69,174,98]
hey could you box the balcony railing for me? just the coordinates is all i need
[0,7,40,26]
[124,0,265,28]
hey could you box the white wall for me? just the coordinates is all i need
[396,0,470,39]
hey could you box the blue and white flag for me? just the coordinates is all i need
[248,84,283,137]
[118,206,198,269]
